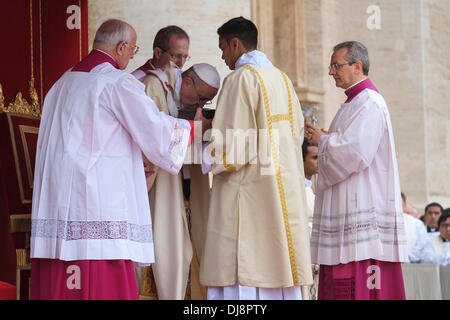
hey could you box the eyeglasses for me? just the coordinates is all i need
[125,42,140,55]
[164,50,191,62]
[189,76,212,105]
[440,223,450,229]
[328,62,352,72]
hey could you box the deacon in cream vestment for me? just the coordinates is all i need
[200,17,313,300]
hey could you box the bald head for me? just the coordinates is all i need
[92,19,137,70]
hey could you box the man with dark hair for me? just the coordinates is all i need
[429,209,450,265]
[306,41,408,300]
[422,202,444,234]
[216,16,258,54]
[200,16,313,300]
[132,25,190,79]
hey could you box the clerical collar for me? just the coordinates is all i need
[441,236,450,243]
[305,178,312,189]
[344,78,378,103]
[235,50,274,69]
[72,49,119,72]
[427,226,438,233]
[139,59,156,73]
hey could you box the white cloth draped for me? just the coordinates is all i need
[234,50,274,69]
[208,282,302,300]
[147,67,182,118]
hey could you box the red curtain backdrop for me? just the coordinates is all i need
[1,0,89,106]
[0,0,89,289]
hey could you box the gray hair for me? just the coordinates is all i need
[333,41,370,76]
[93,19,133,47]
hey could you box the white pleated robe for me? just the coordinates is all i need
[31,62,191,265]
[310,84,408,265]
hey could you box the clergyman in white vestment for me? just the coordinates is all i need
[306,41,407,300]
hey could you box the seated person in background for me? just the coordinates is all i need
[401,196,436,264]
[421,202,444,235]
[429,209,450,265]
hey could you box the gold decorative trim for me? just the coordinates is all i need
[15,247,31,300]
[271,114,290,123]
[243,65,299,285]
[10,214,32,233]
[19,125,39,188]
[214,148,235,172]
[211,147,236,172]
[7,113,40,205]
[280,71,294,136]
[16,249,30,267]
[30,0,34,79]
[0,81,41,117]
[222,150,236,172]
[0,83,4,111]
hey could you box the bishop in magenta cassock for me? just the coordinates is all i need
[306,41,408,300]
[30,19,200,300]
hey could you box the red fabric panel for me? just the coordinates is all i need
[0,0,89,110]
[31,259,139,300]
[318,259,406,300]
[0,1,89,292]
[0,1,32,104]
[0,159,16,286]
[41,0,86,103]
[0,282,16,300]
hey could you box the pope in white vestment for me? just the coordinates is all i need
[138,62,219,300]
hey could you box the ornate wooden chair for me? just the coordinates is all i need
[0,82,40,299]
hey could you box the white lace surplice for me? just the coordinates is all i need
[310,89,408,265]
[31,63,191,265]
